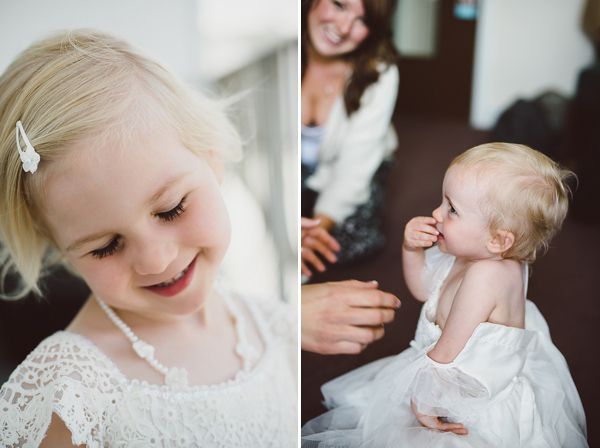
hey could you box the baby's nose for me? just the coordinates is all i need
[432,206,443,222]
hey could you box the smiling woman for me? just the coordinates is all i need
[301,0,400,270]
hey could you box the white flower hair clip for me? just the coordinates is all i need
[16,121,41,173]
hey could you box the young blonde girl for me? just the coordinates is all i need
[0,30,296,447]
[302,143,587,447]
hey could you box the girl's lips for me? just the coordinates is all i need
[144,257,196,297]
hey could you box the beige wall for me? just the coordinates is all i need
[471,0,594,129]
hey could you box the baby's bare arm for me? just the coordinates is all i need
[402,217,439,302]
[428,261,509,364]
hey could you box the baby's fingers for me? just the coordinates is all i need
[404,217,439,250]
[406,217,439,235]
[409,216,437,225]
[438,422,468,435]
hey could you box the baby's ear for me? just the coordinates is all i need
[487,229,515,254]
[207,151,225,185]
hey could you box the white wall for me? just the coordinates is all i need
[196,0,297,81]
[0,0,201,84]
[471,0,594,129]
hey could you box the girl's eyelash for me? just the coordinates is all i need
[91,237,121,259]
[157,196,187,222]
[90,196,187,260]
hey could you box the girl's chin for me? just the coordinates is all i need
[158,286,213,316]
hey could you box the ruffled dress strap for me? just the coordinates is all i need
[0,331,123,448]
[422,245,456,302]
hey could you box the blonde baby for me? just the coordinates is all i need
[302,143,587,447]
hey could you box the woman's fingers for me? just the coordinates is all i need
[342,286,401,310]
[301,247,326,272]
[343,307,395,326]
[312,227,341,251]
[301,217,321,229]
[332,324,385,346]
[301,259,313,277]
[303,235,338,263]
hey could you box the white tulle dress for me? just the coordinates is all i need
[302,246,588,447]
[0,294,297,447]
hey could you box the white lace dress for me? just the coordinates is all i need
[302,246,588,447]
[0,295,297,447]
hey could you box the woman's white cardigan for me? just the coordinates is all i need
[305,64,399,223]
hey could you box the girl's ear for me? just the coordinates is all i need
[207,151,225,185]
[487,229,515,254]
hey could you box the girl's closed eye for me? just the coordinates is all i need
[91,196,188,260]
[92,237,121,259]
[156,196,188,222]
[333,0,344,10]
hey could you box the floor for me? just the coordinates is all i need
[301,114,600,446]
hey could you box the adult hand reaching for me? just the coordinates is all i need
[301,280,400,354]
[301,217,341,277]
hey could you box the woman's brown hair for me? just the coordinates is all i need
[301,0,399,116]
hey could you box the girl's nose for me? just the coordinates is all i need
[432,205,443,223]
[131,238,178,276]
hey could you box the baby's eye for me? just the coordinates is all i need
[449,205,457,215]
[91,237,121,259]
[333,0,344,10]
[156,196,187,222]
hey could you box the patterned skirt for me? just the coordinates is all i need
[301,160,393,264]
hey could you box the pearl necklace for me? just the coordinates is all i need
[95,289,260,388]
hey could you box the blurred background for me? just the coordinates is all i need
[302,0,600,446]
[0,0,297,383]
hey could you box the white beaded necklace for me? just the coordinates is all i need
[95,290,260,388]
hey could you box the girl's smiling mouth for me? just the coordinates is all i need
[144,256,197,297]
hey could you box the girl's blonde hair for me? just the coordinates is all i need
[450,143,575,264]
[0,29,242,299]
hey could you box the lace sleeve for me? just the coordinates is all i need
[0,332,122,448]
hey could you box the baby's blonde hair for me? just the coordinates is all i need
[0,29,242,299]
[450,143,574,264]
